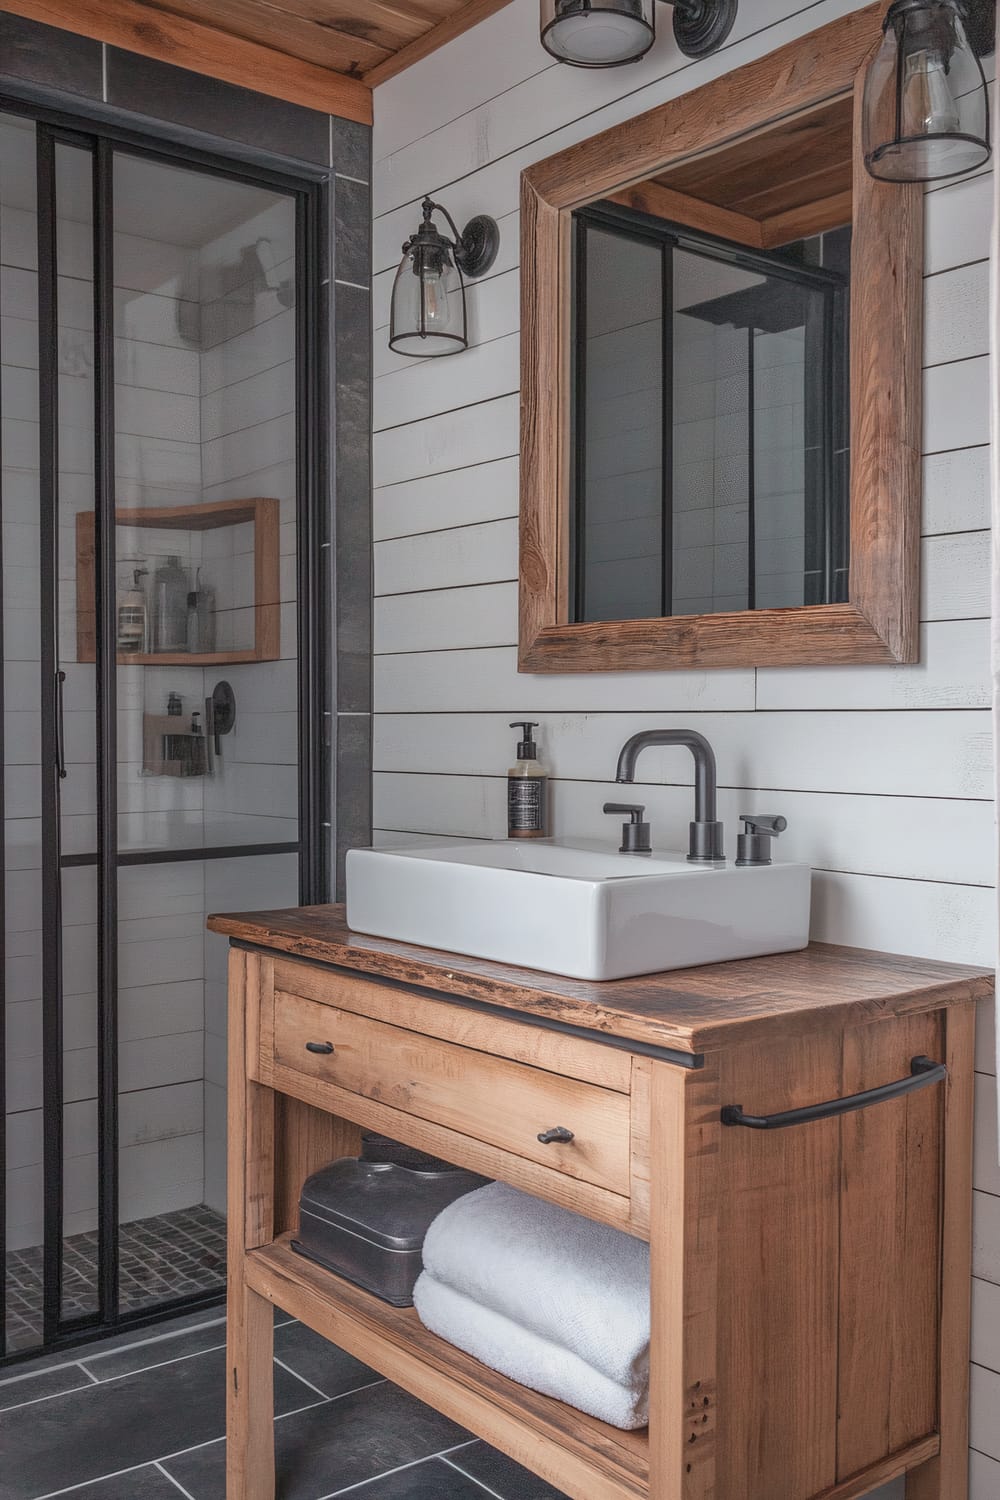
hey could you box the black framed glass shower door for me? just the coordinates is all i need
[1,106,329,1360]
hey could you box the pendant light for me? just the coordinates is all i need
[388,197,500,358]
[863,0,994,183]
[540,0,738,67]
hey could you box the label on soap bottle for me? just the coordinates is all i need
[508,776,547,836]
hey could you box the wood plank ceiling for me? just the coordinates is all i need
[0,0,516,122]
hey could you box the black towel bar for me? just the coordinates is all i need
[721,1055,947,1130]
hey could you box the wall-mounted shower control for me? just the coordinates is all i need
[736,814,787,867]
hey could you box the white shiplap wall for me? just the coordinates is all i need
[371,3,996,1494]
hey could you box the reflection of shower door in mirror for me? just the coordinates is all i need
[1,108,328,1360]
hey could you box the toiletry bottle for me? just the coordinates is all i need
[151,555,189,653]
[507,721,548,840]
[117,567,148,655]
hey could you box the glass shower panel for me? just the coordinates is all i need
[2,110,43,1355]
[110,152,300,1309]
[54,139,100,1322]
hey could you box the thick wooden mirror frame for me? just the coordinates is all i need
[518,2,922,673]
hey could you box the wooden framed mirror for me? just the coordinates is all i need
[519,2,922,673]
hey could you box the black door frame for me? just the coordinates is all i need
[0,95,331,1363]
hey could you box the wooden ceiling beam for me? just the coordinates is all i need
[362,0,516,86]
[0,0,373,122]
[150,0,392,76]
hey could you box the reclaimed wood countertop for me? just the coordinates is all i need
[207,905,993,1056]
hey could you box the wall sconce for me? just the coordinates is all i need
[539,0,738,67]
[388,197,500,357]
[863,0,994,182]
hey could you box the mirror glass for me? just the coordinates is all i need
[570,194,851,624]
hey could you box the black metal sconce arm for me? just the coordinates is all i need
[415,196,500,279]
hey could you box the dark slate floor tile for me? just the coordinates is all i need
[344,1454,487,1498]
[82,1316,228,1381]
[163,1380,471,1500]
[449,1441,570,1499]
[0,1345,316,1500]
[0,1306,224,1378]
[39,1465,185,1499]
[274,1321,378,1399]
[0,1362,93,1413]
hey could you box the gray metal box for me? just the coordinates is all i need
[292,1157,488,1307]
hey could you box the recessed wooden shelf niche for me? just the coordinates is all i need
[76,496,280,666]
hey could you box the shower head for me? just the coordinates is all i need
[254,237,295,309]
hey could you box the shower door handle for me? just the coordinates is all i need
[55,670,68,779]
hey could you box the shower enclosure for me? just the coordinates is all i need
[1,106,328,1359]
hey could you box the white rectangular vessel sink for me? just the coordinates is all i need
[346,839,811,982]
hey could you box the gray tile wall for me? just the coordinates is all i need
[0,12,374,900]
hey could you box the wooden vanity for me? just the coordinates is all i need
[208,905,992,1500]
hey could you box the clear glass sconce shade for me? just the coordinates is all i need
[540,0,655,66]
[863,0,990,182]
[388,239,468,357]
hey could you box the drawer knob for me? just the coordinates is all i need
[305,1040,335,1055]
[537,1126,575,1145]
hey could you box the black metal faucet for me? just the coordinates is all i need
[614,729,724,862]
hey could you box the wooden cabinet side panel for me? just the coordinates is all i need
[906,1000,975,1500]
[837,1012,943,1478]
[716,1034,842,1500]
[273,1097,363,1240]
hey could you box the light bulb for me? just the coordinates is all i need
[421,267,453,331]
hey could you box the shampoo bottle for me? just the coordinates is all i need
[507,721,548,840]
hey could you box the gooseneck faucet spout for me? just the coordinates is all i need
[615,729,724,862]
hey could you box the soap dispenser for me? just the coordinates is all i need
[507,721,548,840]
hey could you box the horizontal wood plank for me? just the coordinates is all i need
[271,987,632,1194]
[247,1235,649,1500]
[207,905,994,1056]
[0,0,373,121]
[273,956,633,1089]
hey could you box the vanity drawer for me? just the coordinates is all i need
[268,987,632,1198]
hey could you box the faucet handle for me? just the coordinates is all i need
[736,813,787,867]
[603,802,652,855]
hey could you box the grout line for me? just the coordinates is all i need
[155,1460,199,1500]
[440,1453,507,1499]
[93,1340,229,1386]
[33,1460,158,1499]
[82,1314,227,1365]
[315,1440,479,1499]
[152,1394,332,1471]
[273,1355,331,1402]
[0,1375,97,1414]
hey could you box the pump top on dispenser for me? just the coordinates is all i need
[507,721,548,840]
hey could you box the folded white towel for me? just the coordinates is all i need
[421,1182,650,1390]
[413,1272,649,1430]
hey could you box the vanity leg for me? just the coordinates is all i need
[905,1001,975,1500]
[227,948,277,1500]
[227,1273,275,1500]
[647,1058,720,1500]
